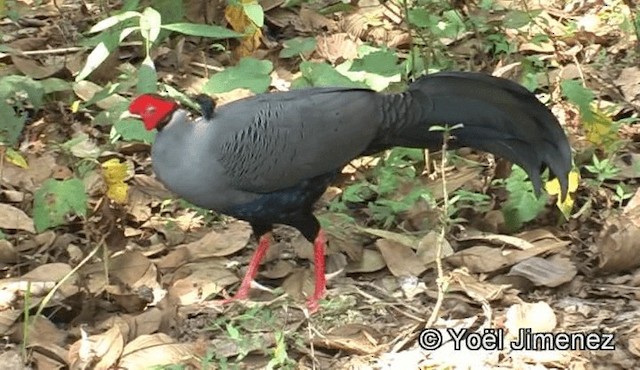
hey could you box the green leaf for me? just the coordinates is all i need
[350,50,400,77]
[151,0,184,24]
[561,79,594,120]
[243,3,264,27]
[0,75,45,109]
[407,8,436,28]
[76,31,120,81]
[88,11,141,33]
[279,37,316,58]
[40,78,72,94]
[140,7,162,43]
[0,102,25,145]
[292,62,365,88]
[503,9,541,29]
[502,166,547,231]
[203,58,273,94]
[112,118,156,143]
[33,178,87,232]
[137,55,158,93]
[162,23,241,39]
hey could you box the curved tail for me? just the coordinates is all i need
[383,72,572,199]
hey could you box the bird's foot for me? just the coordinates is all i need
[305,290,325,314]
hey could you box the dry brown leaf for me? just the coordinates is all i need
[184,0,225,24]
[0,204,35,233]
[23,263,76,299]
[315,33,359,64]
[0,240,19,264]
[0,350,25,369]
[449,269,509,302]
[29,339,69,369]
[596,206,640,272]
[1,153,56,192]
[260,260,295,279]
[11,54,65,79]
[375,239,428,277]
[345,249,386,273]
[416,231,454,265]
[170,262,238,305]
[615,66,640,104]
[131,174,173,199]
[312,324,383,355]
[12,315,67,348]
[68,326,125,370]
[614,153,640,180]
[298,7,335,32]
[225,2,262,57]
[109,252,159,289]
[508,256,577,287]
[182,222,251,259]
[448,234,569,274]
[0,310,22,336]
[282,268,312,301]
[446,245,510,273]
[629,330,640,358]
[425,167,482,200]
[459,230,536,250]
[119,333,193,369]
[361,228,417,249]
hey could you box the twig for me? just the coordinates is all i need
[5,42,144,56]
[189,61,225,73]
[425,130,453,327]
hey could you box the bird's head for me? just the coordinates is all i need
[128,94,179,131]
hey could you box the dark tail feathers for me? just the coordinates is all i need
[389,71,572,199]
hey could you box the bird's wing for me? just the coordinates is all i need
[212,88,383,193]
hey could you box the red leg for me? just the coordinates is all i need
[223,232,271,302]
[306,229,327,313]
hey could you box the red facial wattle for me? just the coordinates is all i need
[128,94,178,131]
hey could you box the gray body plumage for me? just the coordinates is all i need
[150,72,572,238]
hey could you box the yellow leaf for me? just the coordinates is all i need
[106,182,128,204]
[225,3,262,56]
[101,159,128,203]
[583,108,618,151]
[5,148,28,168]
[71,100,81,113]
[545,170,580,219]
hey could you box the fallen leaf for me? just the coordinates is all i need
[508,256,577,287]
[312,324,383,355]
[375,239,428,277]
[0,204,35,233]
[345,249,386,273]
[68,326,125,370]
[119,333,193,369]
[182,222,252,258]
[170,261,239,305]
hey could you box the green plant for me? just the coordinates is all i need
[449,189,492,216]
[78,6,241,88]
[0,76,70,146]
[33,178,88,232]
[584,154,620,186]
[613,184,633,207]
[499,166,548,231]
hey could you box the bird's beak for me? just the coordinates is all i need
[120,111,141,120]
